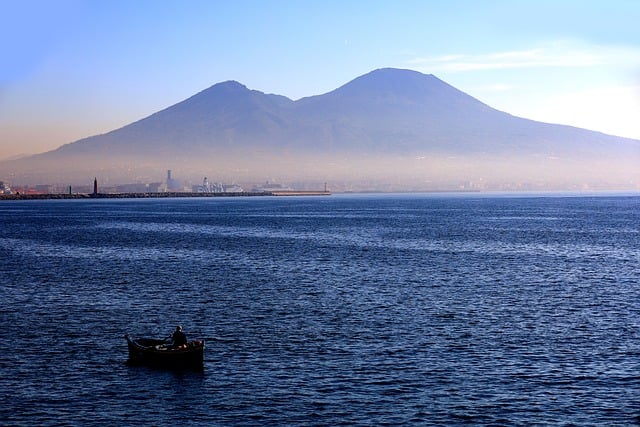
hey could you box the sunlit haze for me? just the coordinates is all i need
[2,0,640,160]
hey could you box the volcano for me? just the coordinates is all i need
[3,68,639,190]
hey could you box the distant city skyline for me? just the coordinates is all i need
[2,0,640,160]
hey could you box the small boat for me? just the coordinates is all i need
[125,334,205,370]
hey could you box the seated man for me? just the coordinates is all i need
[172,325,188,349]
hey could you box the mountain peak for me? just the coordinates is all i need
[200,80,249,95]
[305,67,486,115]
[215,80,247,89]
[337,68,437,92]
[170,80,259,113]
[364,67,436,80]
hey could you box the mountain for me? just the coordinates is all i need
[3,68,639,190]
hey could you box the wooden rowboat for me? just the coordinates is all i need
[125,334,205,370]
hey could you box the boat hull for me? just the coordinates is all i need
[125,335,204,370]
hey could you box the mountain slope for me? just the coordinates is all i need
[2,68,639,189]
[54,81,294,155]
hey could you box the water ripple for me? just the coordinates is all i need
[1,195,640,425]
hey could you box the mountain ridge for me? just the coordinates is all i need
[2,68,639,189]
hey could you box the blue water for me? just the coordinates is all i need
[1,194,640,426]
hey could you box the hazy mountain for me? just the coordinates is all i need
[3,68,639,190]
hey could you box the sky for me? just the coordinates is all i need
[2,0,640,160]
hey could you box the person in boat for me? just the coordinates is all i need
[172,325,188,349]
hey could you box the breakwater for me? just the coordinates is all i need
[0,190,331,201]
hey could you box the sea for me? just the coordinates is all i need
[1,193,639,426]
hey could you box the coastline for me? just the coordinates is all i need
[0,190,331,201]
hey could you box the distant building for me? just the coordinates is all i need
[166,170,182,191]
[192,178,243,193]
[251,182,293,192]
[0,181,11,195]
[224,184,243,193]
[34,184,53,194]
[116,183,148,193]
[148,182,165,193]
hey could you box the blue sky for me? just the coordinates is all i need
[2,0,639,159]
